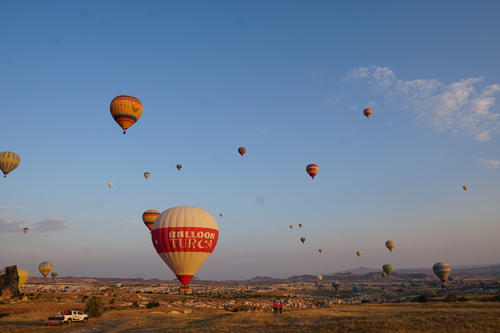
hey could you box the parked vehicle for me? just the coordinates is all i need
[46,310,88,325]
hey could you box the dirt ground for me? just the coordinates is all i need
[1,298,500,332]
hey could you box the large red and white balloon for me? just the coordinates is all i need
[151,206,219,286]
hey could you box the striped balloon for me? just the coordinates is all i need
[306,163,319,179]
[38,261,53,278]
[0,151,20,177]
[152,206,219,286]
[110,95,143,134]
[142,209,160,231]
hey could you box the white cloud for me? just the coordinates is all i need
[0,217,29,233]
[479,158,500,169]
[120,220,138,227]
[31,216,71,233]
[0,205,23,210]
[343,66,500,141]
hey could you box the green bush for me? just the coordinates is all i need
[85,296,105,317]
[146,301,160,309]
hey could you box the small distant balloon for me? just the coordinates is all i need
[300,237,306,244]
[142,209,160,232]
[108,182,113,189]
[306,164,319,179]
[383,264,392,275]
[176,164,182,171]
[298,223,303,228]
[318,249,323,253]
[51,271,58,279]
[317,275,323,281]
[433,262,451,283]
[39,261,53,278]
[385,240,395,252]
[219,213,223,217]
[144,172,150,179]
[462,185,468,191]
[110,95,143,134]
[0,151,21,177]
[23,227,29,234]
[238,147,246,156]
[363,108,372,119]
[289,225,293,230]
[356,250,361,257]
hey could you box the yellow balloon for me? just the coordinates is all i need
[0,151,20,177]
[39,261,53,278]
[17,268,28,289]
[317,275,323,281]
[108,182,114,189]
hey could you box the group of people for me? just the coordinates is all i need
[272,300,284,314]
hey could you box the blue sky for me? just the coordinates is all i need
[1,1,499,280]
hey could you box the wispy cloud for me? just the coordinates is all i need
[31,216,71,233]
[343,66,500,141]
[479,158,500,169]
[120,220,138,227]
[0,217,29,233]
[0,205,23,211]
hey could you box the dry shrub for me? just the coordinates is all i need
[85,296,105,317]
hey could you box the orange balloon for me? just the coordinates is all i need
[363,108,372,119]
[110,95,143,134]
[300,237,306,244]
[238,147,246,156]
[306,164,318,179]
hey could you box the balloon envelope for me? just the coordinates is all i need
[176,164,182,171]
[317,275,323,281]
[17,268,28,289]
[433,262,451,283]
[462,185,468,191]
[306,164,319,179]
[318,249,323,253]
[142,209,160,231]
[300,237,306,244]
[110,95,142,134]
[39,262,53,278]
[144,172,150,179]
[151,206,219,286]
[356,250,361,257]
[298,224,303,228]
[385,240,395,252]
[23,227,29,234]
[108,182,113,189]
[238,147,246,156]
[289,225,293,230]
[383,264,392,275]
[363,108,373,118]
[0,151,20,177]
[51,272,58,279]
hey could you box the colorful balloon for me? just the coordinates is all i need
[0,151,20,177]
[238,147,246,156]
[385,240,395,252]
[318,249,323,253]
[23,227,29,234]
[176,164,182,171]
[363,108,372,118]
[317,275,323,281]
[108,182,113,189]
[433,262,451,283]
[144,172,150,180]
[17,268,28,289]
[383,264,392,275]
[289,225,293,230]
[306,164,319,179]
[300,237,306,244]
[298,223,303,228]
[110,95,143,134]
[462,185,468,191]
[39,261,53,278]
[142,209,160,231]
[152,206,219,286]
[356,250,361,257]
[51,271,58,279]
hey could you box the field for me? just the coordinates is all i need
[1,287,500,332]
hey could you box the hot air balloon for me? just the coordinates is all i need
[318,249,323,253]
[356,250,361,257]
[385,240,395,252]
[0,151,20,177]
[176,164,182,171]
[108,182,113,189]
[363,108,373,119]
[142,209,160,232]
[433,262,451,283]
[462,185,468,191]
[110,95,143,134]
[39,262,53,278]
[317,275,323,281]
[332,281,339,290]
[51,271,58,279]
[144,172,150,180]
[298,224,303,228]
[23,227,29,234]
[306,164,319,179]
[17,268,28,289]
[353,285,360,293]
[151,206,219,288]
[289,225,293,230]
[300,237,306,244]
[238,147,246,156]
[219,213,223,217]
[383,264,392,275]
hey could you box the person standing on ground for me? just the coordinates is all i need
[273,300,278,314]
[279,301,283,314]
